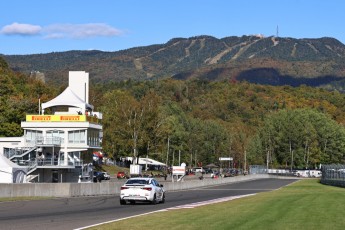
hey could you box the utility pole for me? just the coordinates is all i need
[190,150,193,168]
[266,149,269,170]
[145,142,149,171]
[291,150,294,171]
[179,150,181,166]
[290,141,293,171]
[244,150,247,173]
[172,150,175,166]
[166,137,169,167]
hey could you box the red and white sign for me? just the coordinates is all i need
[172,166,186,175]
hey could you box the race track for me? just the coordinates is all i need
[0,178,298,230]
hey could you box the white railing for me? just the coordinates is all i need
[19,158,83,168]
[34,136,64,145]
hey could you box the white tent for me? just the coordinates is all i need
[0,155,13,183]
[41,86,93,113]
[124,157,166,166]
[0,155,27,183]
[139,157,166,166]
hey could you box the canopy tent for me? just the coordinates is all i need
[0,155,27,183]
[93,152,103,158]
[205,163,219,168]
[0,155,13,183]
[41,86,94,113]
[139,157,166,166]
[124,157,166,166]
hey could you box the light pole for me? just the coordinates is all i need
[291,150,294,171]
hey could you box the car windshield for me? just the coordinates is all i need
[126,179,149,185]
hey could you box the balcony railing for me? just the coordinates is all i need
[35,136,64,145]
[17,158,83,168]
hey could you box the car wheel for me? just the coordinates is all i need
[120,199,126,205]
[161,193,165,204]
[151,194,157,205]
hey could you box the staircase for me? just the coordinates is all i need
[4,146,38,175]
[26,174,39,183]
[26,159,38,174]
[9,146,37,160]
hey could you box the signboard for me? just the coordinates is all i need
[172,166,186,175]
[26,115,86,122]
[26,115,99,123]
[219,157,233,161]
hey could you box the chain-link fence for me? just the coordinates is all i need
[249,165,267,174]
[321,164,345,188]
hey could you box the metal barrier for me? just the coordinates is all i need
[249,165,267,174]
[320,164,345,187]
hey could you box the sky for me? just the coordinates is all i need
[1,0,345,55]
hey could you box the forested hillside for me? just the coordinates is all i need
[95,79,345,169]
[3,35,345,90]
[0,57,56,136]
[1,56,345,169]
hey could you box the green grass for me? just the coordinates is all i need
[96,164,130,177]
[89,179,345,230]
[97,164,165,178]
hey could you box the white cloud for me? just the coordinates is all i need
[1,22,42,35]
[43,23,123,39]
[1,22,123,39]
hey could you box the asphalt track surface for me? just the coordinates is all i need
[0,178,298,230]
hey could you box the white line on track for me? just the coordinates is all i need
[74,194,256,230]
[194,188,272,191]
[166,194,256,210]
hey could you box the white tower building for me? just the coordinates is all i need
[0,71,102,183]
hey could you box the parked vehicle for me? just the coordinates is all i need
[102,172,110,180]
[192,167,205,174]
[204,168,214,174]
[294,170,321,178]
[93,171,105,182]
[120,177,165,205]
[117,171,128,179]
[130,164,142,177]
[223,169,237,177]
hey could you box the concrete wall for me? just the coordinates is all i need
[0,174,272,198]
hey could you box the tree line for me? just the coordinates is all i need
[97,79,345,169]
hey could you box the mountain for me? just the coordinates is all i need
[2,35,345,87]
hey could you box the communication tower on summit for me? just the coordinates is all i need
[276,25,279,38]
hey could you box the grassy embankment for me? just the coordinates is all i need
[96,164,165,178]
[89,179,345,230]
[95,164,129,177]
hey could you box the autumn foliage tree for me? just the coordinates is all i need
[249,109,345,168]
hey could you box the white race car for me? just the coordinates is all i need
[120,177,165,205]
